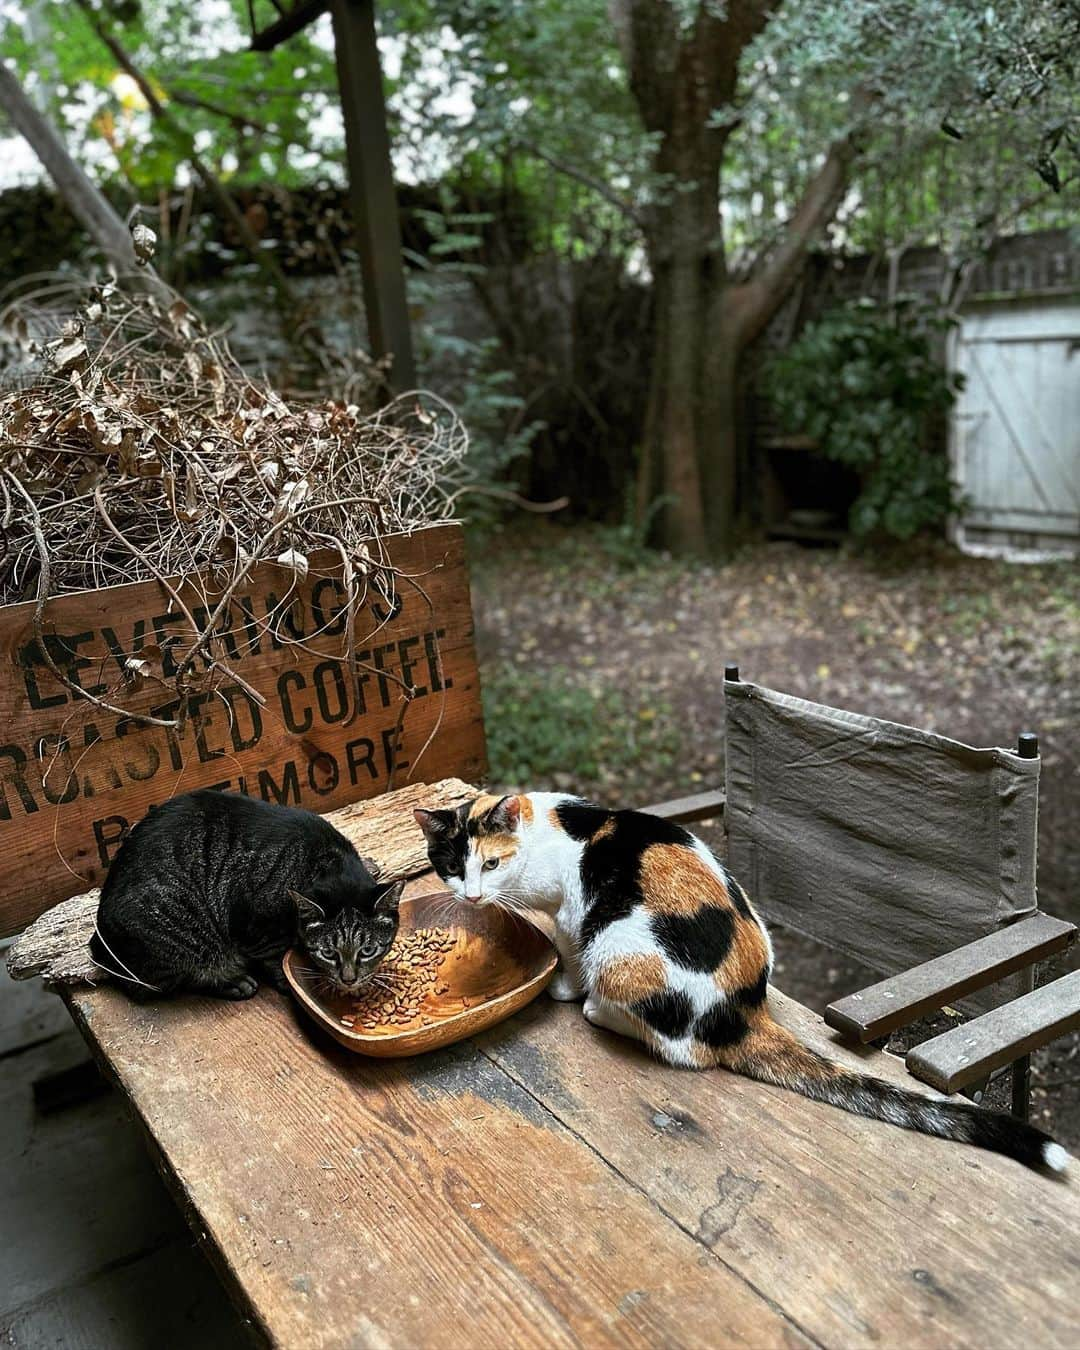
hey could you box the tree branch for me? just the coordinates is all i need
[168,89,277,138]
[71,0,297,315]
[516,138,643,227]
[732,110,865,344]
[0,63,172,303]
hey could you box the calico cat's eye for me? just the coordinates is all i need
[482,857,500,871]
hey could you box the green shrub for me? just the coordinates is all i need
[768,299,964,540]
[482,664,680,791]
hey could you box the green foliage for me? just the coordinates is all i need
[407,205,542,518]
[482,662,680,788]
[768,299,964,540]
[588,486,678,570]
[6,0,1076,267]
[5,0,340,190]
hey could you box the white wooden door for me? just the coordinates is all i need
[950,297,1080,557]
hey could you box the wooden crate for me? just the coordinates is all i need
[0,522,485,938]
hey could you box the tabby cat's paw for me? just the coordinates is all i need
[257,961,290,993]
[219,974,259,1000]
[548,972,585,1002]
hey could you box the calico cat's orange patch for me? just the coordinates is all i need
[688,1041,719,1069]
[469,793,503,821]
[477,834,519,863]
[590,817,615,842]
[715,919,769,994]
[639,844,730,916]
[595,953,667,1003]
[517,794,534,824]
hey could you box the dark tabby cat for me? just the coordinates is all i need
[415,791,1070,1173]
[91,789,403,1001]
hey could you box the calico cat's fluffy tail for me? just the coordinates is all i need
[717,1013,1069,1173]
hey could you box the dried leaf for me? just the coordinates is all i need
[275,548,309,580]
[47,337,88,373]
[131,222,157,265]
[75,463,107,495]
[272,477,310,525]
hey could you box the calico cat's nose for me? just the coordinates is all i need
[465,894,481,904]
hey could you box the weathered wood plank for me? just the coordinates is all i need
[907,968,1080,1093]
[643,790,726,824]
[826,913,1077,1042]
[62,982,811,1350]
[0,523,485,939]
[7,777,476,984]
[478,991,1080,1349]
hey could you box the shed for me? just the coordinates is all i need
[753,228,1080,557]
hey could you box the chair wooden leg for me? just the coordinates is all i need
[1010,960,1036,1121]
[1011,1054,1031,1121]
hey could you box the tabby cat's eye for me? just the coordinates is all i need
[482,857,500,871]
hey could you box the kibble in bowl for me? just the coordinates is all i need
[283,890,557,1057]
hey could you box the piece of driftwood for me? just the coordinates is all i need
[6,777,475,986]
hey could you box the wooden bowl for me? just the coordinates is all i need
[283,891,557,1057]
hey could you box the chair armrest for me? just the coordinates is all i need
[824,913,1076,1043]
[906,968,1080,1093]
[643,791,726,825]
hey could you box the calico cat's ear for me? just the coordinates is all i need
[374,879,405,914]
[484,795,521,832]
[289,889,325,926]
[413,807,455,841]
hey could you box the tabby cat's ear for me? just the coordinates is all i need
[413,807,454,841]
[289,889,324,926]
[375,879,405,914]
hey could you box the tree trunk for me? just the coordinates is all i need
[639,255,744,556]
[615,1,858,560]
[699,286,749,548]
[0,63,170,302]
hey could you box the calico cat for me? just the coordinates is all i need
[91,789,403,1001]
[415,792,1070,1173]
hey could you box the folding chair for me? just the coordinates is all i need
[652,667,1079,1118]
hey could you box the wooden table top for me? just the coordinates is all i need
[63,887,1079,1350]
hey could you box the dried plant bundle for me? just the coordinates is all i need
[0,277,470,732]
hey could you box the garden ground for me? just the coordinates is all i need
[469,520,1080,1146]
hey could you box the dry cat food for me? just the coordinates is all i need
[340,927,456,1031]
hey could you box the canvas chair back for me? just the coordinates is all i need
[723,679,1039,1006]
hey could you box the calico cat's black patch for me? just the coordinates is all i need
[575,806,696,948]
[650,906,735,972]
[90,789,402,1002]
[418,802,470,878]
[633,989,695,1038]
[735,970,769,1007]
[554,799,612,842]
[694,1002,748,1048]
